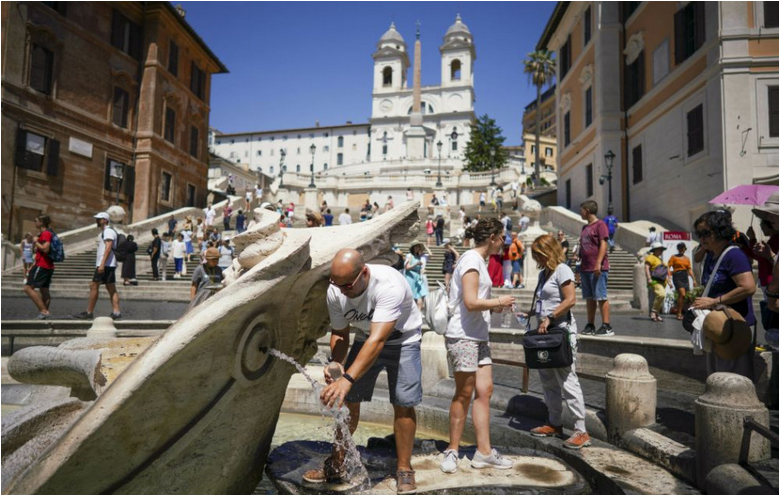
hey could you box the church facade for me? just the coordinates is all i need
[211,16,477,181]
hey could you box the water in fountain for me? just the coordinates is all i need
[267,348,369,488]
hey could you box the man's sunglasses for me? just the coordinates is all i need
[329,268,365,290]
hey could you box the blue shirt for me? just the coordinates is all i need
[323,214,333,226]
[701,246,755,325]
[603,215,618,235]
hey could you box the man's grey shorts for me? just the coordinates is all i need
[344,338,422,407]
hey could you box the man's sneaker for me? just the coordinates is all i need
[110,312,122,320]
[470,448,513,469]
[530,424,564,438]
[594,324,614,337]
[396,470,417,495]
[581,323,596,336]
[302,456,346,484]
[74,312,93,320]
[37,312,50,320]
[440,449,459,474]
[563,431,592,450]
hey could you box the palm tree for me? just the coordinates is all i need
[523,50,556,187]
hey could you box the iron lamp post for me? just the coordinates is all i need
[601,150,615,211]
[309,143,316,188]
[109,160,124,205]
[436,140,443,187]
[489,148,497,186]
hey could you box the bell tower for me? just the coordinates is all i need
[440,14,475,89]
[372,22,409,93]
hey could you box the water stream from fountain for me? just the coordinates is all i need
[268,348,370,489]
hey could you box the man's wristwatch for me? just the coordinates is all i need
[546,313,556,321]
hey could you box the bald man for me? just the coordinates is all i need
[304,248,422,494]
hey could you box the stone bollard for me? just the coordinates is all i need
[695,373,770,488]
[419,331,450,395]
[87,316,118,338]
[605,354,657,442]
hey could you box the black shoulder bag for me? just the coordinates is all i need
[522,270,574,369]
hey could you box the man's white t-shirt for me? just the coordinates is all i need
[339,213,352,225]
[327,264,422,346]
[446,250,492,341]
[518,215,530,232]
[480,192,486,203]
[646,232,659,245]
[255,187,263,198]
[96,227,118,268]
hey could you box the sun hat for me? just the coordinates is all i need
[649,241,665,251]
[751,192,779,220]
[205,247,221,259]
[94,212,110,220]
[443,238,451,245]
[702,307,752,359]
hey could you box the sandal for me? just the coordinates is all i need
[676,315,684,320]
[302,455,346,484]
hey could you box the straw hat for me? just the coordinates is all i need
[702,307,752,359]
[649,241,665,251]
[751,192,779,220]
[205,247,220,260]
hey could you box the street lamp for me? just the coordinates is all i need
[309,143,316,188]
[279,148,286,187]
[436,140,443,187]
[489,148,497,186]
[600,150,615,211]
[109,159,124,205]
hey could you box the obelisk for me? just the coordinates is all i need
[405,21,427,160]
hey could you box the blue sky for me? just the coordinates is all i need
[180,1,556,145]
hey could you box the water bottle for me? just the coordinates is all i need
[501,307,513,328]
[326,361,343,382]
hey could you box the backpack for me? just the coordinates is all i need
[424,281,450,335]
[651,262,668,282]
[103,228,126,261]
[47,229,65,263]
[505,218,513,231]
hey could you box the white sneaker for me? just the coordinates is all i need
[471,448,512,469]
[440,449,458,474]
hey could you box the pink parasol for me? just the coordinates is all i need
[709,184,779,206]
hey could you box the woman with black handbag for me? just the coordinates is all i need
[519,234,590,450]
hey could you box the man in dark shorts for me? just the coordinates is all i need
[23,214,55,319]
[75,212,121,320]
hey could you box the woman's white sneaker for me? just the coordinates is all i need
[440,449,459,473]
[470,448,512,469]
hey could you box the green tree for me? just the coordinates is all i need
[523,50,556,185]
[463,114,509,173]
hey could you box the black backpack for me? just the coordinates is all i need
[103,228,127,261]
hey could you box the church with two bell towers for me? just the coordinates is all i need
[212,15,478,182]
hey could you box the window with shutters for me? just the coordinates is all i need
[559,35,572,79]
[545,147,553,157]
[674,2,705,65]
[168,41,179,76]
[563,111,571,146]
[632,145,643,184]
[190,126,199,158]
[337,136,344,148]
[686,105,704,157]
[164,107,176,144]
[586,164,594,197]
[585,86,593,127]
[29,44,54,95]
[769,86,779,138]
[15,128,59,175]
[337,153,343,166]
[112,87,129,128]
[190,62,206,100]
[160,172,172,202]
[565,179,572,209]
[584,7,592,45]
[763,2,778,28]
[452,140,458,151]
[624,51,645,109]
[110,9,141,59]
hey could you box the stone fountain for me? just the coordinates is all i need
[2,202,420,494]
